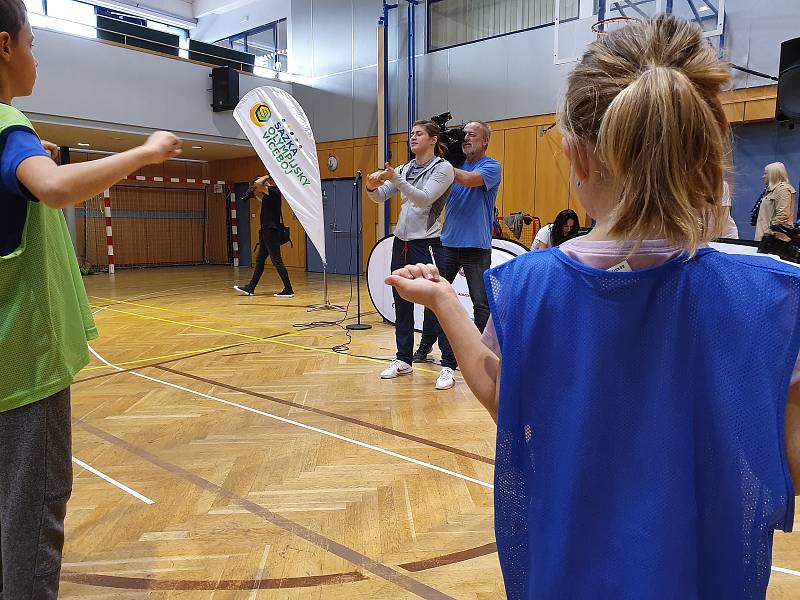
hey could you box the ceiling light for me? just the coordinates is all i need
[698,5,710,11]
[78,143,90,147]
[192,145,203,149]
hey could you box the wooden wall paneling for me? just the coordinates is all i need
[501,127,537,217]
[353,143,379,270]
[389,141,405,226]
[533,125,572,225]
[140,161,164,180]
[723,103,745,124]
[318,146,355,179]
[281,202,307,269]
[206,188,229,264]
[163,160,187,181]
[247,198,259,265]
[743,97,777,122]
[185,162,204,181]
[486,131,506,215]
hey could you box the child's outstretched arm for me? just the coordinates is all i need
[16,131,181,208]
[386,263,500,422]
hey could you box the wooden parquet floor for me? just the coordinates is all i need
[60,265,800,599]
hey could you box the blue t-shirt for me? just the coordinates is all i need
[441,156,501,249]
[1,129,48,255]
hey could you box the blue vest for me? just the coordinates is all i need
[485,247,800,600]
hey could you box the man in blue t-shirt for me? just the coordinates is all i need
[414,121,501,375]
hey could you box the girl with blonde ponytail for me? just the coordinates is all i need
[387,15,800,599]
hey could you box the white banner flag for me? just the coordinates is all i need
[233,87,326,265]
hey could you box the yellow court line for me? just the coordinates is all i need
[90,305,440,374]
[89,294,259,326]
[81,340,260,371]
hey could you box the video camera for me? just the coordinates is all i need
[758,222,800,263]
[430,112,467,167]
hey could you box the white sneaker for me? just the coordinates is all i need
[381,359,412,379]
[436,367,455,390]
[233,285,254,296]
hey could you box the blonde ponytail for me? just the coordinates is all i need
[560,15,732,253]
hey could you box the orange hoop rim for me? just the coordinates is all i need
[591,16,640,35]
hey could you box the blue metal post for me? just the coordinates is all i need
[382,2,396,235]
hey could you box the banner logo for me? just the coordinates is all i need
[261,118,311,186]
[250,103,272,126]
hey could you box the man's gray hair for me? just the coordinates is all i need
[468,121,492,143]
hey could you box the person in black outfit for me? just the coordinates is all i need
[234,174,294,298]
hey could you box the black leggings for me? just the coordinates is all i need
[249,228,292,292]
[390,237,455,368]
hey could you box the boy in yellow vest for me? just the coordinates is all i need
[0,1,182,595]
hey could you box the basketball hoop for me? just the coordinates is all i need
[591,16,639,38]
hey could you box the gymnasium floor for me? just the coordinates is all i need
[61,266,800,599]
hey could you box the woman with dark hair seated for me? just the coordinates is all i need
[532,209,581,249]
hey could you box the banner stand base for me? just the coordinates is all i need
[308,303,347,312]
[307,267,346,313]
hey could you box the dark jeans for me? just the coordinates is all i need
[421,246,492,369]
[249,228,292,292]
[391,237,456,369]
[0,388,72,600]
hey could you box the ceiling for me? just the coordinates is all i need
[32,121,257,162]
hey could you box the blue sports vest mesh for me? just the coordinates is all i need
[485,247,800,600]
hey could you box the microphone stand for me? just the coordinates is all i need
[346,170,372,331]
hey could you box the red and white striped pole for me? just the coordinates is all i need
[103,189,115,274]
[228,183,239,267]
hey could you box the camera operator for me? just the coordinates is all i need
[413,121,501,373]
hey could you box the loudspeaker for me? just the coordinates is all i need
[211,66,239,112]
[776,36,800,122]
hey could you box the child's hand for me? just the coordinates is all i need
[142,131,182,164]
[385,263,455,310]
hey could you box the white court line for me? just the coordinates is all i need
[772,566,800,577]
[72,456,155,504]
[88,346,494,490]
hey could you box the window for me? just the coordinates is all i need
[26,1,190,47]
[95,6,145,26]
[31,0,97,38]
[23,0,44,14]
[214,18,288,72]
[428,0,579,52]
[146,19,189,58]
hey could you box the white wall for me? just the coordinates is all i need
[16,27,292,143]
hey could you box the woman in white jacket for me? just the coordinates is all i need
[366,120,457,389]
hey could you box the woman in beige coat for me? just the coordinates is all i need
[755,162,797,241]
